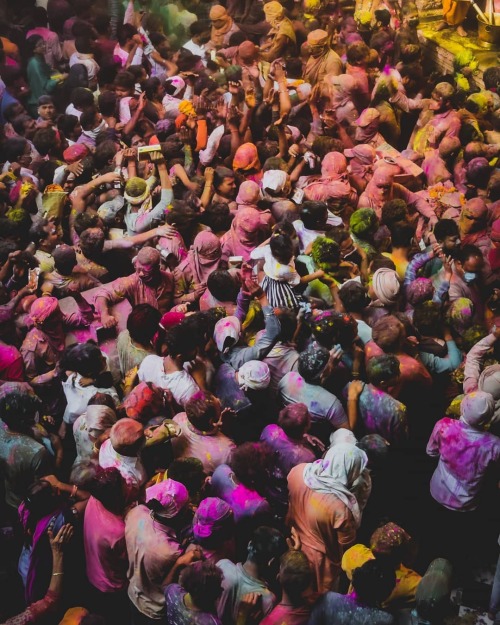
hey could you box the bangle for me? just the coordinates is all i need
[71,484,78,498]
[52,572,64,576]
[352,372,360,378]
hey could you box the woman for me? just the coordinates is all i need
[208,5,240,50]
[287,437,371,593]
[25,36,63,118]
[303,153,358,204]
[235,180,260,213]
[173,232,222,306]
[73,401,117,466]
[18,476,89,604]
[143,76,166,123]
[233,143,262,184]
[220,207,264,262]
[345,144,376,194]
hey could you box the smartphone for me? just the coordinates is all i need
[292,188,305,204]
[228,256,243,268]
[28,267,40,290]
[95,325,117,343]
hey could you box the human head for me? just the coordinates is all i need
[372,315,405,353]
[193,496,233,547]
[145,478,189,521]
[167,458,205,500]
[88,466,127,514]
[29,216,60,251]
[352,559,396,607]
[433,219,460,257]
[29,297,62,328]
[350,208,379,240]
[370,522,412,568]
[431,82,455,114]
[278,550,313,605]
[0,383,41,432]
[189,19,211,44]
[60,343,106,379]
[126,304,161,347]
[307,29,329,57]
[460,390,495,429]
[459,198,488,235]
[185,391,221,432]
[311,310,358,350]
[454,244,483,281]
[246,526,288,578]
[53,244,77,276]
[134,247,161,286]
[298,343,330,383]
[179,560,223,612]
[366,354,400,389]
[370,268,401,306]
[263,1,285,27]
[311,236,341,274]
[278,403,311,439]
[230,442,273,493]
[109,418,145,457]
[37,95,55,121]
[346,41,370,66]
[339,282,370,313]
[79,228,105,260]
[300,201,328,230]
[238,361,271,392]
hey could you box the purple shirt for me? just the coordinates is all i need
[165,584,221,625]
[210,464,271,523]
[427,418,500,511]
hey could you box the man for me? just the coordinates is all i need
[182,20,211,65]
[29,215,61,274]
[94,247,175,328]
[303,29,342,86]
[99,418,147,491]
[217,526,288,625]
[170,390,236,473]
[0,67,29,125]
[279,343,349,439]
[436,0,469,37]
[410,82,461,156]
[0,383,52,510]
[114,23,144,69]
[449,244,484,322]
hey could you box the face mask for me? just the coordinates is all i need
[463,271,477,283]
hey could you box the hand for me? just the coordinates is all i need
[286,526,302,551]
[204,167,215,183]
[176,547,204,567]
[102,171,121,185]
[271,58,286,81]
[238,593,263,622]
[42,474,61,491]
[227,105,242,129]
[244,87,256,109]
[348,379,365,401]
[137,92,147,112]
[132,33,144,46]
[156,224,177,239]
[149,150,165,165]
[48,523,74,553]
[303,433,326,453]
[288,143,300,158]
[100,312,117,329]
[66,161,84,177]
[123,147,137,161]
[8,162,21,177]
[243,278,264,299]
[442,255,453,280]
[179,126,192,145]
[228,80,241,96]
[192,285,207,300]
[329,346,343,364]
[170,303,189,313]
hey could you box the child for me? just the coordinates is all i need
[251,233,323,309]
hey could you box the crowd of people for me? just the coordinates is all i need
[0,0,500,624]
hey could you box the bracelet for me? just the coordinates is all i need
[70,484,78,498]
[352,372,360,378]
[52,572,64,576]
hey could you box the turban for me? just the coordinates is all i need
[123,382,166,422]
[29,297,59,325]
[460,390,495,428]
[406,277,433,307]
[262,169,288,193]
[124,177,149,205]
[210,4,228,19]
[238,360,271,391]
[264,1,285,21]
[372,268,401,305]
[145,478,189,517]
[109,418,144,450]
[341,544,375,580]
[63,144,89,164]
[370,522,411,557]
[98,196,125,224]
[214,316,241,353]
[307,29,328,46]
[478,366,500,401]
[193,497,233,540]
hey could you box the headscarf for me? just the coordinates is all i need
[222,207,262,260]
[446,298,474,336]
[209,5,234,47]
[328,74,356,110]
[304,29,332,85]
[329,428,357,446]
[124,177,152,213]
[345,144,376,178]
[85,405,117,432]
[145,478,189,517]
[236,180,260,210]
[304,152,353,202]
[123,382,167,422]
[264,1,296,42]
[350,207,378,239]
[233,143,261,172]
[303,442,369,526]
[193,497,233,541]
[187,232,222,285]
[237,360,271,391]
[236,41,258,65]
[372,268,401,306]
[29,297,59,326]
[262,170,289,195]
[406,277,434,307]
[341,544,375,580]
[370,522,411,557]
[214,316,241,353]
[459,198,488,241]
[459,390,495,429]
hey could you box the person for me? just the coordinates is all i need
[216,526,288,625]
[116,304,161,377]
[303,30,343,86]
[99,418,147,492]
[25,35,65,117]
[208,6,240,50]
[173,232,221,306]
[191,497,236,562]
[73,401,117,465]
[261,2,296,61]
[287,435,371,592]
[125,479,190,624]
[437,0,469,37]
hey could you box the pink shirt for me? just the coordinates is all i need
[83,496,127,592]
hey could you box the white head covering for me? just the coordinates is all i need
[262,169,289,194]
[85,405,117,432]
[237,360,271,391]
[303,442,368,526]
[214,316,241,354]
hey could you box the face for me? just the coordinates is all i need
[131,134,146,148]
[23,118,37,140]
[38,102,56,120]
[218,176,237,198]
[18,142,33,168]
[463,255,483,273]
[114,85,134,98]
[136,260,160,285]
[34,39,46,55]
[431,90,448,113]
[340,236,355,258]
[441,234,461,254]
[42,221,60,248]
[199,29,211,44]
[211,18,226,29]
[374,178,392,201]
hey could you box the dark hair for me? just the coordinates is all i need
[279,551,313,605]
[165,203,198,235]
[300,201,328,230]
[230,442,274,494]
[433,218,459,242]
[390,221,415,248]
[94,140,118,171]
[298,344,329,383]
[75,36,93,55]
[185,391,220,432]
[33,127,57,157]
[127,304,161,346]
[413,301,442,337]
[11,115,34,137]
[88,466,126,514]
[352,559,396,606]
[375,8,391,25]
[98,91,117,117]
[94,13,111,35]
[168,457,205,497]
[24,35,44,61]
[60,342,105,378]
[88,392,116,410]
[3,137,28,163]
[117,23,138,47]
[79,228,105,258]
[23,480,56,533]
[200,202,234,233]
[180,561,223,612]
[381,199,409,228]
[346,41,370,65]
[366,354,400,386]
[278,404,311,439]
[213,167,235,191]
[207,270,239,303]
[29,217,51,245]
[456,243,482,265]
[0,389,41,431]
[114,70,135,92]
[247,526,287,568]
[372,316,405,353]
[312,311,358,350]
[164,323,200,360]
[189,19,210,36]
[339,282,370,313]
[53,244,77,275]
[71,87,95,110]
[57,114,80,138]
[270,233,294,265]
[275,308,298,343]
[74,213,99,235]
[483,66,500,91]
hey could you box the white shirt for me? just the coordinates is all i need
[113,43,143,68]
[62,371,119,424]
[99,439,147,488]
[250,245,300,285]
[138,355,199,408]
[182,39,207,65]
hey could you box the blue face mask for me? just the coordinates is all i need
[463,271,477,283]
